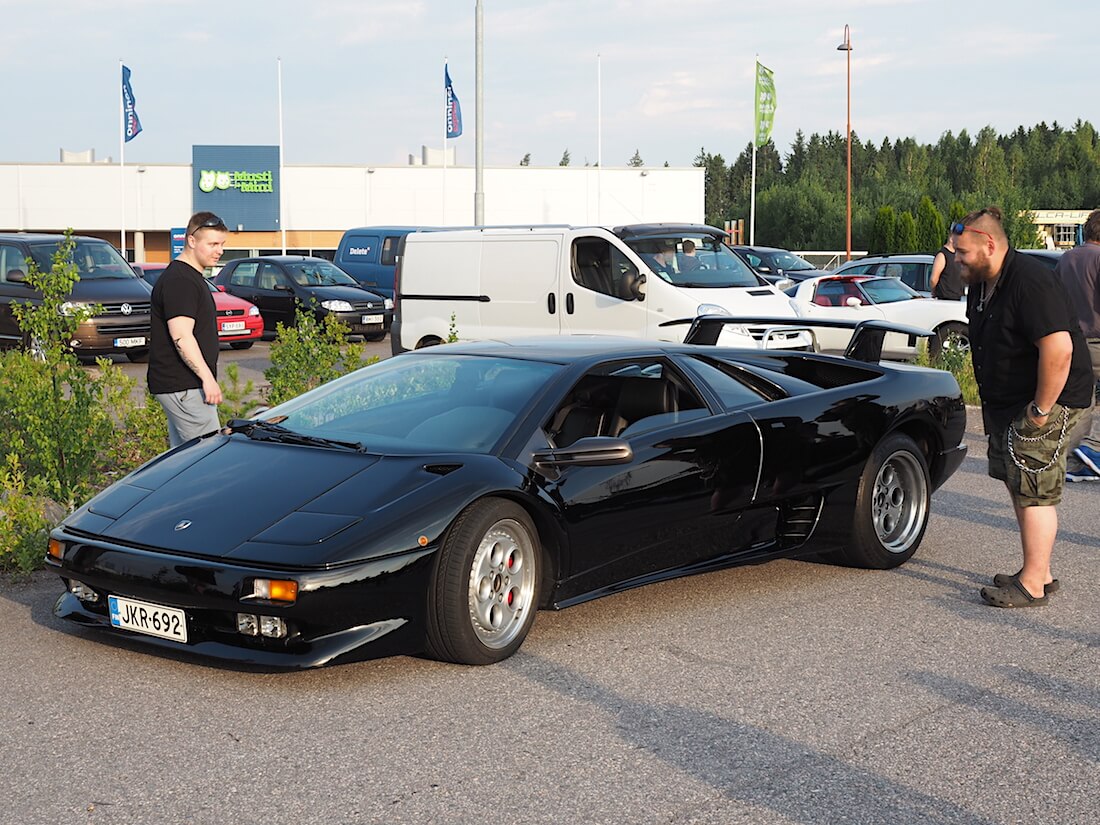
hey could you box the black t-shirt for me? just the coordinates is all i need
[933,246,965,300]
[968,247,1094,433]
[148,259,219,395]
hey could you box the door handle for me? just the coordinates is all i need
[566,293,574,314]
[548,293,556,314]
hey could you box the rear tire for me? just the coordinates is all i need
[838,433,930,569]
[425,499,541,665]
[929,322,969,359]
[416,336,443,349]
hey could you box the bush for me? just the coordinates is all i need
[0,455,54,573]
[264,306,366,407]
[916,340,980,406]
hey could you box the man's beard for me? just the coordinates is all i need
[960,253,994,284]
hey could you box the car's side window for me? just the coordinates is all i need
[571,237,640,301]
[813,280,849,307]
[256,263,287,291]
[545,359,708,447]
[380,236,401,266]
[229,262,258,287]
[681,356,770,409]
[0,244,27,283]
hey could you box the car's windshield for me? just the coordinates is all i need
[623,234,760,288]
[254,354,562,453]
[860,277,920,304]
[28,240,137,280]
[285,260,358,287]
[767,251,816,272]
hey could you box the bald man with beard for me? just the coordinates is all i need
[953,207,1094,608]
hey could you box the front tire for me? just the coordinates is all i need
[426,499,541,665]
[229,341,254,350]
[840,433,930,569]
[126,349,149,363]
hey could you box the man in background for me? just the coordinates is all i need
[1055,209,1100,481]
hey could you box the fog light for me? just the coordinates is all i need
[260,616,287,638]
[237,613,259,636]
[69,581,99,603]
[251,578,298,604]
[48,538,64,560]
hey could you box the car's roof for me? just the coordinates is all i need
[229,255,331,264]
[612,223,727,239]
[838,253,933,266]
[732,245,789,253]
[0,233,113,244]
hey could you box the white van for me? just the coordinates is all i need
[391,223,810,354]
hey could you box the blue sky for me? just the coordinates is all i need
[0,0,1090,169]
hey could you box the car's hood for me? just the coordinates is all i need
[301,285,386,304]
[71,276,152,302]
[687,286,798,317]
[213,290,258,313]
[63,434,517,567]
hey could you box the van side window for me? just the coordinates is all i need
[380,236,401,266]
[571,237,640,301]
[0,244,25,282]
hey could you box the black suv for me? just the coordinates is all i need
[214,256,393,341]
[0,234,153,361]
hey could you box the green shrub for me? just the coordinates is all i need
[0,454,52,573]
[264,306,366,407]
[916,340,980,406]
[218,362,260,424]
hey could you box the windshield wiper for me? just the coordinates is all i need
[225,419,366,452]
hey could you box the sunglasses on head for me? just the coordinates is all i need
[949,222,994,243]
[191,215,227,234]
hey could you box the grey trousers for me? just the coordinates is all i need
[155,388,221,448]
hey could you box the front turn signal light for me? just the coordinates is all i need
[48,538,64,560]
[251,578,298,604]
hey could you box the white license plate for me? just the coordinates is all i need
[220,321,246,332]
[361,314,384,324]
[114,336,147,348]
[108,595,188,643]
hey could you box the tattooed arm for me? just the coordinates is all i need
[166,315,223,405]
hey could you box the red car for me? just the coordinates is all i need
[133,263,264,349]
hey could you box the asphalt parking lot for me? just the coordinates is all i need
[1,392,1097,824]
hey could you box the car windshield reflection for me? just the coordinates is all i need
[623,235,760,288]
[286,261,359,287]
[252,354,563,454]
[860,278,920,304]
[28,241,138,280]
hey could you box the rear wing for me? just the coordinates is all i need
[661,316,935,363]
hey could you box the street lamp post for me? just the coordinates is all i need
[837,24,852,262]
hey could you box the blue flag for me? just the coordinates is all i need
[445,64,462,139]
[122,65,142,142]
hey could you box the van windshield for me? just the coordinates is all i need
[27,240,137,280]
[623,235,761,288]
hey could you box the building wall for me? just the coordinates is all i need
[0,162,703,260]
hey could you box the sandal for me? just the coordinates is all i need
[992,571,1059,594]
[980,577,1048,608]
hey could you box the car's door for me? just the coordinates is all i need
[251,263,298,329]
[559,236,649,337]
[533,357,762,602]
[0,243,33,348]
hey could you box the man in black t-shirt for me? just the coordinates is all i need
[930,235,964,300]
[149,212,228,448]
[955,207,1094,608]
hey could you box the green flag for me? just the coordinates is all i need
[754,61,776,147]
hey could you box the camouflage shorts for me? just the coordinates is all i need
[988,402,1087,506]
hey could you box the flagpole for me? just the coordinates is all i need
[474,0,484,225]
[749,56,757,246]
[597,53,602,224]
[119,59,126,258]
[278,57,286,254]
[442,57,448,225]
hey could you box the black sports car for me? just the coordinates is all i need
[48,324,966,667]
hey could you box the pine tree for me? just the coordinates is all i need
[628,150,644,167]
[519,153,531,166]
[915,196,944,251]
[559,150,571,167]
[894,211,918,253]
[871,206,896,254]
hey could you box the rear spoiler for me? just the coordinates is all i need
[659,316,935,363]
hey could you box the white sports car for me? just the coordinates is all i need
[785,274,969,359]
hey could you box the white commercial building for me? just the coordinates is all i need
[0,154,704,264]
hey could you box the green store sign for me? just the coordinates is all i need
[198,169,274,194]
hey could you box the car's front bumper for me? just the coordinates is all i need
[47,528,435,668]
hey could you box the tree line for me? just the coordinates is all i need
[694,120,1100,252]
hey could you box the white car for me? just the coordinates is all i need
[785,274,969,359]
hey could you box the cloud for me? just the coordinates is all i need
[315,1,427,45]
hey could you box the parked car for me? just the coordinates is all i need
[48,328,966,667]
[1018,249,1063,270]
[133,263,264,350]
[785,273,970,358]
[0,233,153,361]
[214,256,393,341]
[335,226,435,299]
[395,224,812,354]
[831,254,937,296]
[731,245,825,285]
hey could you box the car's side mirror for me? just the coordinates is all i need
[275,283,293,292]
[632,272,646,301]
[216,284,226,292]
[845,296,863,308]
[6,269,28,285]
